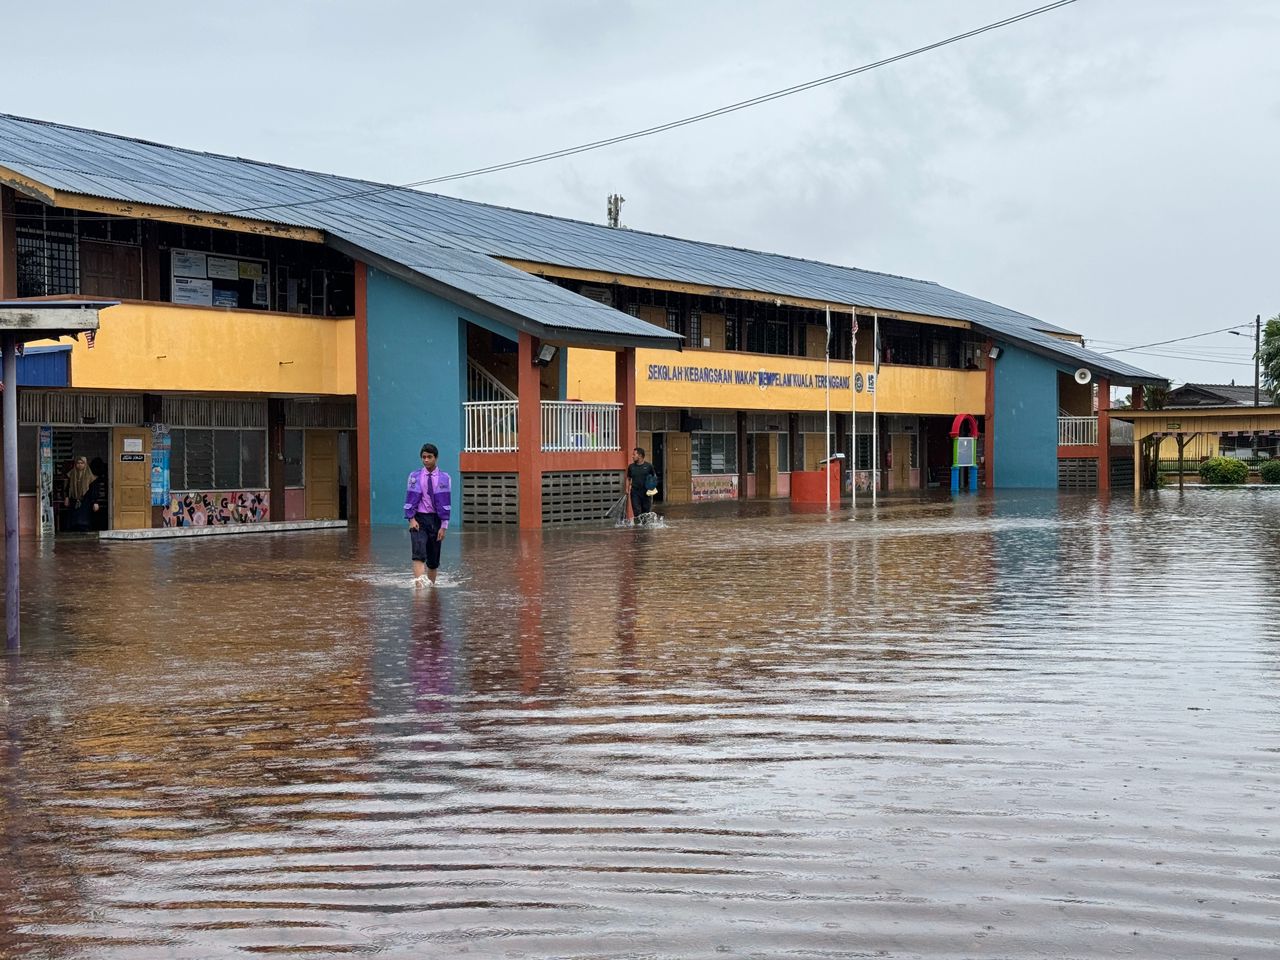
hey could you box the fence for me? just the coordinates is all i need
[541,401,621,452]
[464,401,518,452]
[1058,416,1098,446]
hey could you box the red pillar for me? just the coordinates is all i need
[517,333,543,528]
[616,347,637,460]
[354,262,372,527]
[1097,376,1112,494]
[1132,386,1144,410]
[984,340,996,488]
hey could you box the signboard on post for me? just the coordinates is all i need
[954,436,977,468]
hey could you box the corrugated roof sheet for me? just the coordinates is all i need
[0,113,1162,381]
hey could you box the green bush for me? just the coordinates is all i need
[1260,460,1280,484]
[1198,456,1249,485]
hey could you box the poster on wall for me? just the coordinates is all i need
[206,256,240,280]
[251,280,269,306]
[38,426,54,539]
[171,249,207,278]
[692,474,738,502]
[238,261,264,281]
[212,288,240,308]
[172,276,214,306]
[150,424,171,507]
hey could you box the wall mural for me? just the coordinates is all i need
[163,491,269,527]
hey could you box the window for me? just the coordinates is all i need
[283,429,305,486]
[692,432,737,475]
[725,311,739,351]
[689,310,702,347]
[666,309,683,336]
[778,432,790,473]
[170,428,267,490]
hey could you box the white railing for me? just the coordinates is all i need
[1058,416,1098,446]
[541,401,621,452]
[464,400,518,452]
[467,360,517,402]
[1109,418,1134,446]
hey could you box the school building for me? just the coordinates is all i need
[0,113,1164,535]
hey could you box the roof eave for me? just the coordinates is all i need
[328,235,682,352]
[975,323,1167,387]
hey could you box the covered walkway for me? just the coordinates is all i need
[1113,405,1280,490]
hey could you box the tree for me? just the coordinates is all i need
[1260,314,1280,397]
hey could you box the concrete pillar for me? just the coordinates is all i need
[1097,376,1111,494]
[354,263,371,527]
[517,333,543,528]
[616,347,636,459]
[984,339,996,488]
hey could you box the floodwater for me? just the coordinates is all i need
[2,490,1278,959]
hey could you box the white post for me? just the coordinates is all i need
[872,313,879,510]
[825,305,831,510]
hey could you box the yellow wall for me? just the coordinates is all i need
[568,346,985,415]
[566,347,617,402]
[35,302,355,395]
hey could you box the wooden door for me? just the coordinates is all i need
[891,434,912,491]
[304,430,339,520]
[664,431,692,503]
[80,241,141,299]
[111,427,151,529]
[755,433,777,498]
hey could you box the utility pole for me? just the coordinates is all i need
[1254,313,1261,407]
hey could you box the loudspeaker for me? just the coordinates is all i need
[988,346,1002,360]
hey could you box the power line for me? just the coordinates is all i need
[1095,323,1255,355]
[220,0,1082,217]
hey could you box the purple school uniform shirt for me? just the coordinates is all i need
[403,467,452,528]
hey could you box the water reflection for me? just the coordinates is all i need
[2,490,1279,958]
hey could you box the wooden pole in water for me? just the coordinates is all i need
[3,333,19,651]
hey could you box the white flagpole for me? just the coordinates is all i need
[824,305,831,510]
[872,312,879,510]
[850,307,857,515]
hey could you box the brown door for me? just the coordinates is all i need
[664,431,692,503]
[754,433,777,498]
[891,434,912,491]
[80,241,142,299]
[304,430,339,520]
[111,427,151,529]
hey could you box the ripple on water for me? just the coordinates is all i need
[4,492,1280,958]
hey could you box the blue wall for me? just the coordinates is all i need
[993,344,1061,488]
[365,269,518,525]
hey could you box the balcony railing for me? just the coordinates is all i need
[1058,416,1135,446]
[463,400,622,453]
[464,401,518,452]
[542,401,621,452]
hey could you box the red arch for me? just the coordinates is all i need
[949,413,979,439]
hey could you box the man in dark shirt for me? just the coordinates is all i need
[625,446,658,519]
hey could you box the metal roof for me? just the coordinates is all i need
[0,113,1163,382]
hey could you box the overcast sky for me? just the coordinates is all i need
[3,0,1277,386]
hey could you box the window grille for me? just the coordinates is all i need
[170,428,267,490]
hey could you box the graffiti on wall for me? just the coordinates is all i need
[162,491,269,527]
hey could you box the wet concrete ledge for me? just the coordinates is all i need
[99,520,348,541]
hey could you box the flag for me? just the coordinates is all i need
[85,329,96,349]
[873,315,880,375]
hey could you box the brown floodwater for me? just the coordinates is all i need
[1,490,1278,959]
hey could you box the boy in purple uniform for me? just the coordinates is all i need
[404,443,452,584]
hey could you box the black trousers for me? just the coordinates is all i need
[410,512,443,568]
[629,489,653,516]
